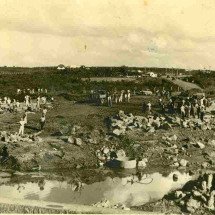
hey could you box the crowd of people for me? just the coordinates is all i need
[142,91,213,122]
[90,87,213,123]
[17,88,48,95]
[0,95,51,113]
[91,89,131,107]
[18,106,48,136]
[0,88,53,136]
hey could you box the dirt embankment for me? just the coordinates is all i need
[1,95,215,176]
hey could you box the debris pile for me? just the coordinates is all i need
[0,131,42,143]
[110,110,165,136]
[95,146,117,167]
[95,147,148,169]
[171,173,215,213]
[110,111,215,136]
[92,199,130,211]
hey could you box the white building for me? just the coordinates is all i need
[147,72,158,78]
[70,65,80,68]
[57,64,66,70]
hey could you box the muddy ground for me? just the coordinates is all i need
[1,94,215,214]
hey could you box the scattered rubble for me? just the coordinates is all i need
[110,111,215,136]
[92,199,130,211]
[170,173,215,213]
[0,131,42,144]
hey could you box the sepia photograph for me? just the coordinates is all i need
[0,0,215,214]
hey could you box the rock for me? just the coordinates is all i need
[76,164,82,169]
[175,190,185,199]
[179,200,185,206]
[13,171,25,176]
[162,123,172,130]
[142,158,148,163]
[206,151,215,158]
[148,127,155,133]
[113,129,123,136]
[168,134,178,141]
[207,190,215,210]
[189,170,195,176]
[192,190,202,197]
[98,156,106,161]
[201,124,208,131]
[186,198,201,213]
[0,172,11,178]
[173,174,179,182]
[116,149,126,160]
[138,160,147,168]
[68,136,75,144]
[37,137,43,143]
[172,157,178,162]
[122,207,130,211]
[103,147,109,154]
[88,138,97,144]
[118,110,125,117]
[208,140,215,147]
[196,141,205,149]
[179,159,188,167]
[75,138,82,146]
[207,174,213,191]
[201,180,207,193]
[171,162,179,167]
[202,162,209,168]
[120,159,136,169]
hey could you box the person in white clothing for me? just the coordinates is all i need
[42,107,48,116]
[147,102,152,114]
[119,90,124,103]
[37,96,41,110]
[25,95,30,107]
[127,90,131,103]
[18,118,26,136]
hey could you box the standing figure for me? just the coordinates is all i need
[18,117,26,136]
[37,96,41,110]
[142,100,146,113]
[119,90,124,103]
[42,107,48,116]
[40,114,46,130]
[107,92,112,107]
[127,90,131,103]
[23,112,28,124]
[180,105,185,119]
[25,95,30,107]
[124,90,128,102]
[147,101,152,114]
[113,90,118,104]
[200,105,205,121]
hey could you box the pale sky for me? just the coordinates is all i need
[0,0,215,69]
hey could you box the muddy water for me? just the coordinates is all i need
[0,171,192,207]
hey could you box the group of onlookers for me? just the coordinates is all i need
[17,88,48,95]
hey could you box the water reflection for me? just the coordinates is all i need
[0,171,192,207]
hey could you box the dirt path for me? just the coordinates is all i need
[163,77,202,91]
[0,197,155,214]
